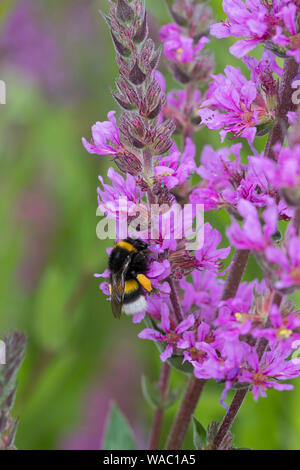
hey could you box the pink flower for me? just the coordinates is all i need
[179,270,223,321]
[216,281,268,339]
[239,346,300,401]
[199,66,273,143]
[210,0,270,57]
[266,227,300,291]
[192,339,250,390]
[160,23,209,64]
[178,322,217,364]
[195,223,230,271]
[190,185,222,211]
[82,111,122,156]
[227,199,278,251]
[211,0,300,62]
[243,50,282,83]
[167,89,202,110]
[198,144,244,184]
[190,143,246,209]
[251,144,300,190]
[146,259,172,293]
[97,167,142,220]
[154,138,196,190]
[253,304,300,346]
[138,303,195,361]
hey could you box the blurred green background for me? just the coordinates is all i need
[1,0,300,450]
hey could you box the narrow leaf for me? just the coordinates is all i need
[141,375,161,408]
[102,404,137,450]
[192,417,207,450]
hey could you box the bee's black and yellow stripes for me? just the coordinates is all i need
[115,240,137,252]
[123,279,141,305]
[108,237,150,316]
[124,279,139,294]
[122,276,152,305]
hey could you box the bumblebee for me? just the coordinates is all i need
[108,237,152,318]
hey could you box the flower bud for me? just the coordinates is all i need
[111,32,131,57]
[171,64,192,84]
[129,60,146,85]
[119,112,149,148]
[113,150,142,176]
[113,92,136,111]
[153,120,176,154]
[140,77,165,119]
[133,13,148,43]
[116,0,134,24]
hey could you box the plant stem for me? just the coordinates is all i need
[143,147,156,205]
[265,57,298,160]
[169,278,184,323]
[256,291,283,360]
[143,147,153,177]
[164,377,206,450]
[183,83,196,140]
[211,388,248,450]
[294,207,300,235]
[149,362,171,450]
[221,250,250,301]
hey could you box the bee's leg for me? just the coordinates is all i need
[136,274,152,292]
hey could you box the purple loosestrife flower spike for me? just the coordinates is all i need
[83,0,300,451]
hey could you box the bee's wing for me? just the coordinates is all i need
[110,255,132,319]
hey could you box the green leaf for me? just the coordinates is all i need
[164,384,183,408]
[192,417,207,450]
[255,120,274,137]
[102,404,137,450]
[141,375,161,408]
[265,40,288,59]
[141,375,183,409]
[167,355,194,375]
